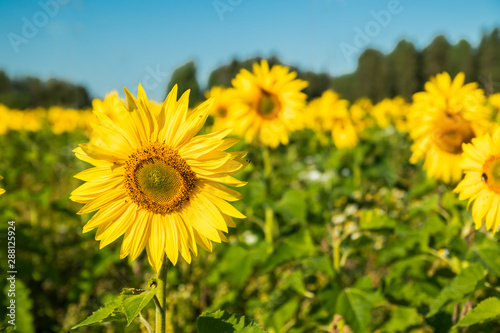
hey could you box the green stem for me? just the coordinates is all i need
[263,147,272,179]
[155,256,170,333]
[265,206,274,253]
[262,147,274,253]
[138,312,154,333]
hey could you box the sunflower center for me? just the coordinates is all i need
[124,143,196,215]
[217,108,227,118]
[432,112,474,154]
[257,90,280,119]
[483,156,500,194]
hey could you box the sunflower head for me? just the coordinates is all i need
[230,59,308,148]
[306,90,357,149]
[71,85,247,272]
[409,72,493,184]
[454,128,500,232]
[205,86,238,131]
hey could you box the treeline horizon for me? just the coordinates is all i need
[1,28,498,110]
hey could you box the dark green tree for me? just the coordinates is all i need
[422,35,451,80]
[477,28,500,95]
[387,40,419,100]
[448,39,475,81]
[166,61,203,107]
[355,49,390,102]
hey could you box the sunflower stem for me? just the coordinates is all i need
[262,147,274,252]
[155,256,170,333]
[263,147,272,179]
[138,312,154,333]
[264,206,274,253]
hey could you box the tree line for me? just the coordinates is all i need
[0,28,498,110]
[169,28,500,106]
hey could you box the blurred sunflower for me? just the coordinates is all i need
[489,93,500,120]
[454,128,500,232]
[371,96,409,132]
[48,106,83,134]
[307,90,358,149]
[71,85,247,272]
[350,97,373,133]
[0,176,4,196]
[205,86,238,131]
[231,59,308,148]
[409,72,492,183]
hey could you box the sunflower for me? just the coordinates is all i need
[454,128,500,232]
[306,90,358,149]
[230,60,308,148]
[0,176,4,196]
[409,72,492,184]
[350,98,374,133]
[371,96,409,132]
[205,86,238,131]
[489,93,500,120]
[71,85,247,272]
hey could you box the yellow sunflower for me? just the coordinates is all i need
[230,60,308,148]
[454,128,500,232]
[307,90,358,149]
[409,72,492,184]
[71,85,247,272]
[371,96,409,132]
[0,176,5,196]
[489,93,500,121]
[350,97,374,133]
[205,86,238,131]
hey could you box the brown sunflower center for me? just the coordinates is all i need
[432,112,474,154]
[257,90,280,119]
[124,143,196,214]
[483,156,500,194]
[217,108,227,118]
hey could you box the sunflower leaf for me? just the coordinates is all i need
[71,297,125,329]
[197,309,266,333]
[120,288,157,326]
[454,297,500,327]
[335,288,374,333]
[426,263,484,317]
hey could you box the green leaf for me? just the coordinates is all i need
[335,288,374,333]
[266,296,300,330]
[72,297,124,329]
[427,263,485,317]
[360,209,396,230]
[455,297,500,327]
[197,310,266,333]
[121,288,157,326]
[382,306,423,333]
[262,229,315,272]
[275,189,307,223]
[468,239,500,275]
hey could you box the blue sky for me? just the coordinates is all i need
[0,0,499,101]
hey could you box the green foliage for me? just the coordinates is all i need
[335,288,374,333]
[166,61,203,107]
[72,288,157,329]
[197,310,265,333]
[455,297,500,327]
[427,263,485,317]
[0,70,90,109]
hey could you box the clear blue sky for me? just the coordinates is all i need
[0,0,499,101]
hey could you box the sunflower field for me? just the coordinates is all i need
[1,58,500,333]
